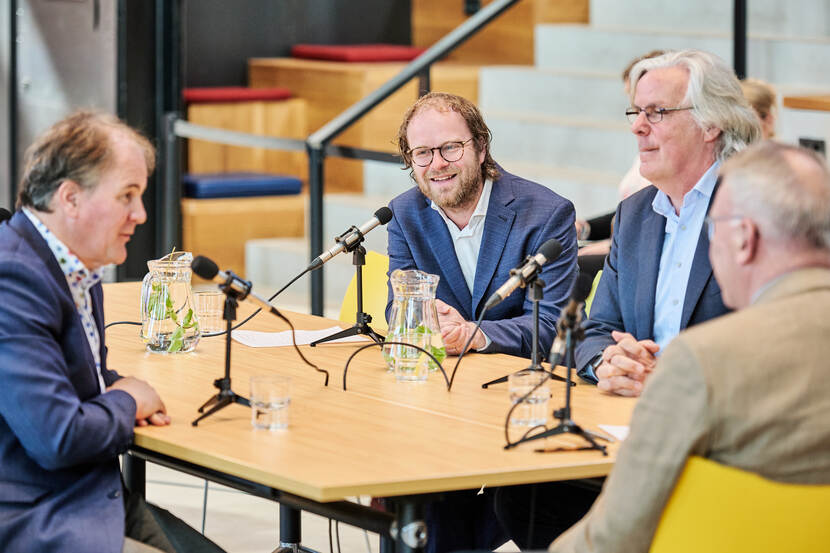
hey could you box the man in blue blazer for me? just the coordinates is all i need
[574,50,761,397]
[387,92,577,360]
[0,112,224,553]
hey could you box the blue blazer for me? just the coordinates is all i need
[386,168,578,358]
[0,212,136,553]
[575,185,730,380]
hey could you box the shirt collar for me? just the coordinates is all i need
[430,179,492,231]
[652,161,720,220]
[22,207,102,289]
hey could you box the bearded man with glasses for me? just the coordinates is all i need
[385,92,577,553]
[387,92,578,361]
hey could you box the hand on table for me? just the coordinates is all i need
[435,299,486,355]
[108,376,171,426]
[595,330,659,397]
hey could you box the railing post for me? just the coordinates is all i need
[733,0,747,79]
[418,68,431,97]
[160,112,181,255]
[307,143,325,316]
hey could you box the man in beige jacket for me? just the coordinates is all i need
[550,140,830,552]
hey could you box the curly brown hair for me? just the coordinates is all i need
[396,92,499,182]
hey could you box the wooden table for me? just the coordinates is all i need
[105,282,634,551]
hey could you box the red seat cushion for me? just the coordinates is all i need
[290,43,425,62]
[183,87,292,104]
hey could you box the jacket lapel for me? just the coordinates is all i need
[472,181,515,316]
[680,191,718,329]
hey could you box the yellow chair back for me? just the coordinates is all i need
[584,270,602,317]
[650,456,830,553]
[338,250,390,333]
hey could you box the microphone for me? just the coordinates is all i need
[308,206,393,270]
[191,255,280,316]
[484,238,563,310]
[0,208,11,223]
[549,273,595,365]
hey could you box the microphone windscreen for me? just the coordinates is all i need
[0,208,11,223]
[537,238,562,264]
[375,206,393,225]
[191,255,220,280]
[571,272,595,303]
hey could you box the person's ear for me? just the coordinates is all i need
[703,126,722,143]
[54,179,83,217]
[734,219,759,265]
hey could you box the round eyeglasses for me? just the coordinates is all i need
[407,138,474,167]
[625,106,694,124]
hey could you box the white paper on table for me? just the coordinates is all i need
[598,424,629,442]
[231,326,372,348]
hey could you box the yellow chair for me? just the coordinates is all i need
[650,456,830,553]
[584,270,602,317]
[338,250,390,333]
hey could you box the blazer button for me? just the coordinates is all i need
[108,489,121,499]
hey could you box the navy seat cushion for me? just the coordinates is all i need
[183,173,302,199]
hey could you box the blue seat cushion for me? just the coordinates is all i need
[183,172,302,199]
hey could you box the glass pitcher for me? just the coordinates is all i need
[140,251,201,353]
[383,269,446,380]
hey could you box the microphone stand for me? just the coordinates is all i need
[505,314,608,454]
[310,240,384,347]
[192,283,251,426]
[481,277,570,388]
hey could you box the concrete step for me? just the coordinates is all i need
[479,67,625,123]
[589,0,830,38]
[485,108,636,176]
[321,193,392,256]
[497,160,622,220]
[535,26,830,88]
[361,159,414,198]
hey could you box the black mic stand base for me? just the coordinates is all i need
[192,378,251,427]
[481,368,571,389]
[504,418,608,455]
[309,322,384,347]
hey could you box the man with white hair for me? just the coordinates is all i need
[550,140,830,552]
[576,49,761,396]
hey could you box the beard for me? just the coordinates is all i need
[416,166,483,210]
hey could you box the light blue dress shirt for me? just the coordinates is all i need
[652,161,720,352]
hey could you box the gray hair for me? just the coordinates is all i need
[629,49,761,160]
[721,141,830,250]
[17,110,155,211]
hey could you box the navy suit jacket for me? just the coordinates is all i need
[0,212,136,553]
[386,168,578,358]
[575,185,730,380]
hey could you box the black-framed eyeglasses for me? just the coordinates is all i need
[705,214,744,240]
[626,105,694,124]
[407,138,474,167]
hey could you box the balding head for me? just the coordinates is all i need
[709,141,830,308]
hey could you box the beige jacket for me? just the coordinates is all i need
[551,268,830,553]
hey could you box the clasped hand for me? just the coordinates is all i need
[595,330,660,397]
[435,299,486,355]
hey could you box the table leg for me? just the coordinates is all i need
[396,500,427,553]
[122,453,146,497]
[272,504,302,553]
